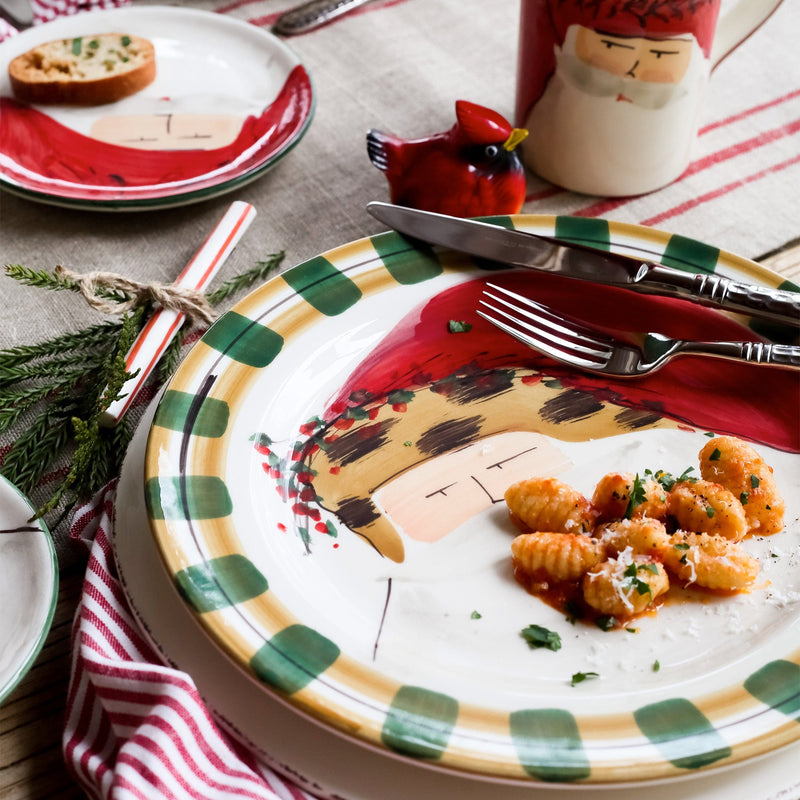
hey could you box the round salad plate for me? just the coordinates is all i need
[0,6,314,210]
[141,214,800,787]
[0,475,58,705]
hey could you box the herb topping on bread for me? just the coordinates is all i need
[8,33,156,105]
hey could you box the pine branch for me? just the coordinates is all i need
[206,252,285,305]
[32,310,143,519]
[0,373,85,435]
[0,320,122,368]
[0,350,109,388]
[4,264,77,292]
[4,263,131,303]
[1,411,73,494]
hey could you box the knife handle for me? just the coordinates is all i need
[682,340,800,369]
[272,0,371,35]
[647,266,800,327]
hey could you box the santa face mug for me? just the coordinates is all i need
[515,0,784,196]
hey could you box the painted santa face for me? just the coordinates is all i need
[373,431,571,544]
[522,22,707,194]
[553,24,704,109]
[90,112,245,150]
[574,26,694,84]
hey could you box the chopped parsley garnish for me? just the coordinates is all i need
[625,473,647,518]
[564,600,582,624]
[705,505,716,518]
[520,624,562,651]
[72,37,82,56]
[447,320,472,333]
[750,474,760,489]
[595,615,617,631]
[622,562,653,597]
[653,660,661,672]
[470,610,482,620]
[673,542,690,551]
[740,492,749,505]
[571,671,599,686]
[121,35,132,47]
[647,466,696,492]
[708,447,722,461]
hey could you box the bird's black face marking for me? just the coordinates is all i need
[462,142,510,172]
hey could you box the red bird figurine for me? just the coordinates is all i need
[367,100,528,218]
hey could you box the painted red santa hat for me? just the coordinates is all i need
[549,0,720,57]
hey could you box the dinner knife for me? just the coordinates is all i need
[273,0,372,35]
[367,202,800,328]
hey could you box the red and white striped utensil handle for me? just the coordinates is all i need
[100,200,257,426]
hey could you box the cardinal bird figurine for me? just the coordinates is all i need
[366,100,528,218]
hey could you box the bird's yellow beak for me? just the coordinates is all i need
[503,128,528,152]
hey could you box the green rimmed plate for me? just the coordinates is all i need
[0,475,57,705]
[143,215,800,786]
[0,7,314,211]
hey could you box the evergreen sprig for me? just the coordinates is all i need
[0,252,285,526]
[4,263,130,303]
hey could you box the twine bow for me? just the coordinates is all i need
[55,265,218,326]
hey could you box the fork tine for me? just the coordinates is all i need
[478,300,608,357]
[484,284,613,349]
[477,306,609,368]
[480,294,610,359]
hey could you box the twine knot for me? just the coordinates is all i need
[55,266,218,326]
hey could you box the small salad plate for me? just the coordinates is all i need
[0,475,57,704]
[0,6,314,210]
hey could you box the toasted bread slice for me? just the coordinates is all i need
[9,33,156,105]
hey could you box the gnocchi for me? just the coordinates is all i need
[667,479,747,541]
[662,531,760,591]
[582,556,670,617]
[596,518,671,558]
[505,477,597,534]
[505,435,783,628]
[592,472,668,523]
[699,436,785,535]
[511,532,606,583]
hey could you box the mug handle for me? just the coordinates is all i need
[711,0,784,67]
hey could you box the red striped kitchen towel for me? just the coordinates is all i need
[63,483,319,800]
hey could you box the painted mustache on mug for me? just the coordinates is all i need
[554,50,693,110]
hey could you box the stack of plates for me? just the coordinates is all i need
[0,7,314,210]
[0,478,57,705]
[113,217,800,799]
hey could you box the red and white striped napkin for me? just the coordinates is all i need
[64,483,320,800]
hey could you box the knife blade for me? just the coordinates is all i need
[366,202,800,328]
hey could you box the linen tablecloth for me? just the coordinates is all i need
[1,1,799,797]
[2,0,799,561]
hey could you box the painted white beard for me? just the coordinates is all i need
[523,48,709,196]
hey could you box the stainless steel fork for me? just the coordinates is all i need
[478,283,800,377]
